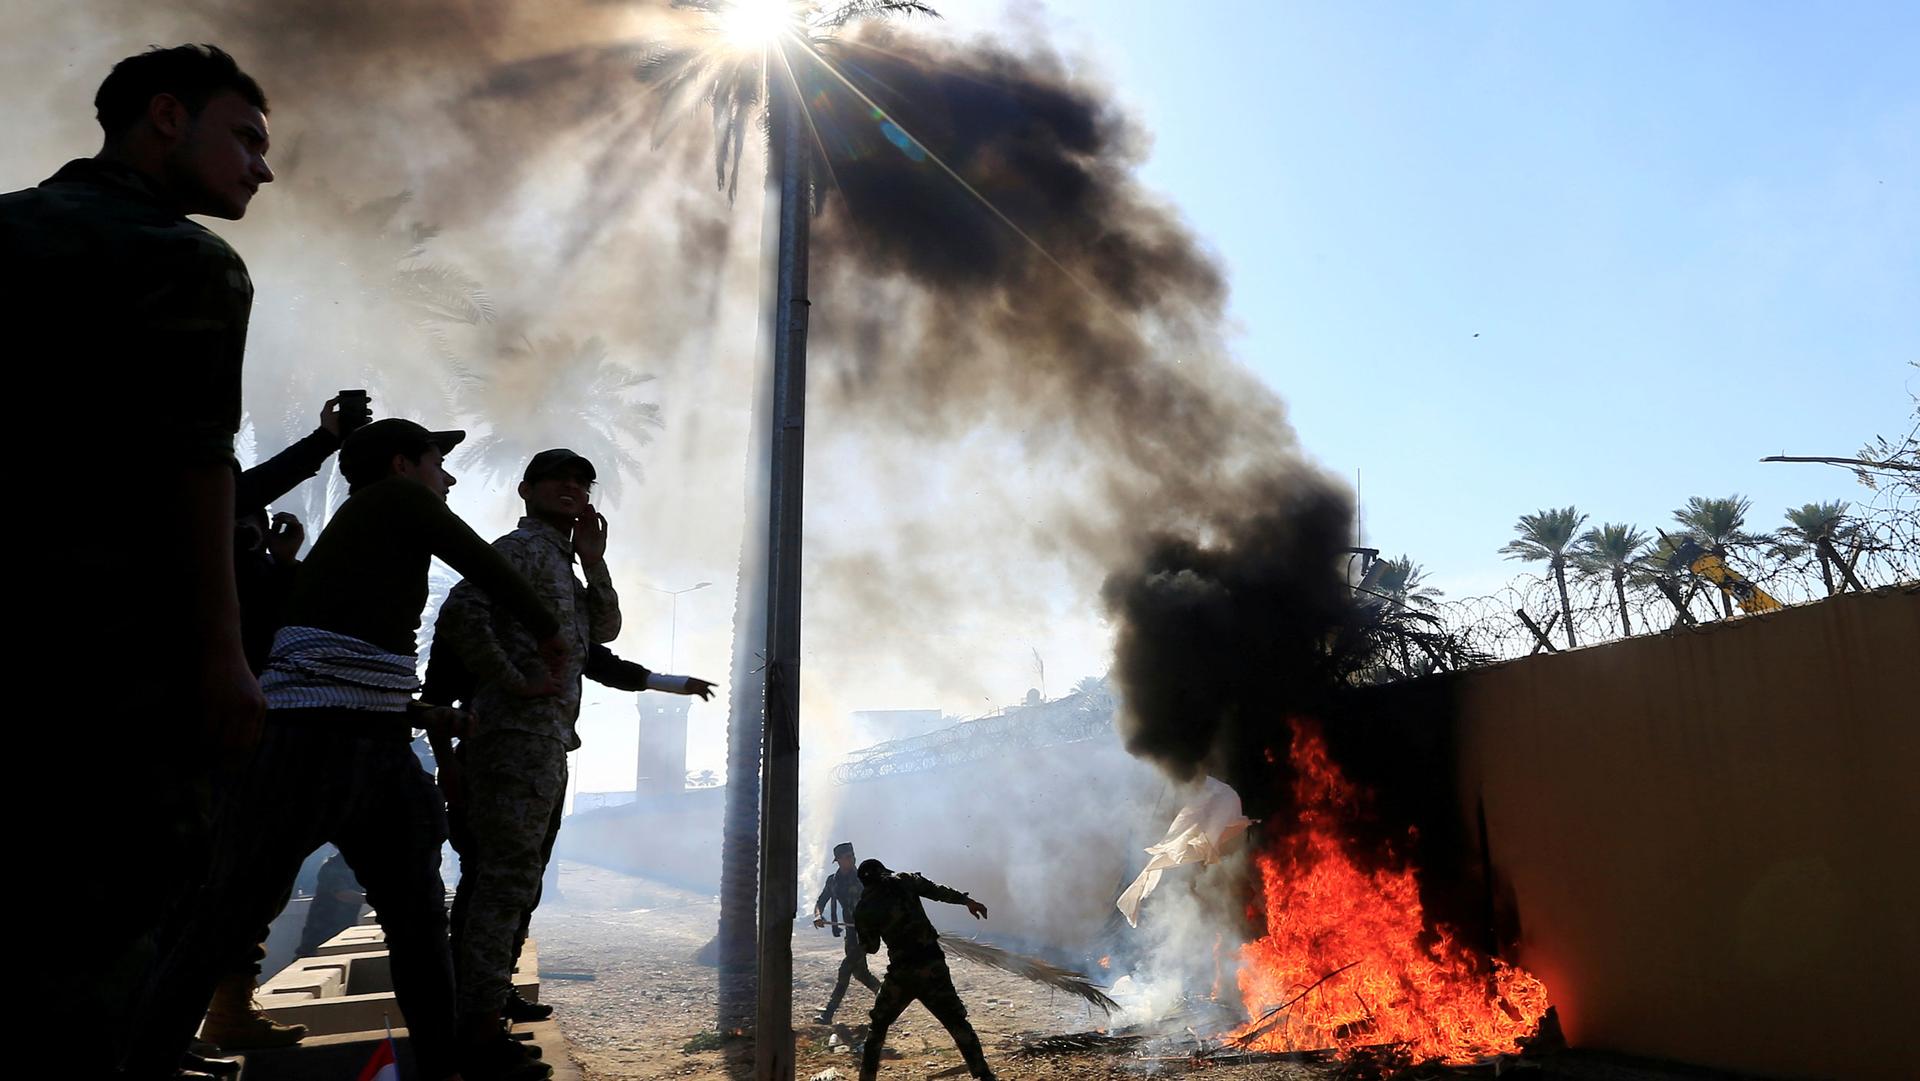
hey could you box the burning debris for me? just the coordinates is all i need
[1232,720,1548,1064]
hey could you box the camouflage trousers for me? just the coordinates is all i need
[860,952,991,1081]
[451,728,568,1016]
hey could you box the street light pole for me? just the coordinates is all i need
[755,40,809,1081]
[648,581,713,670]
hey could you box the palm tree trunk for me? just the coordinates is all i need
[1612,567,1632,637]
[1552,559,1578,648]
[1710,545,1734,618]
[754,60,810,1081]
[713,254,775,1031]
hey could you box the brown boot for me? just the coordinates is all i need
[201,972,308,1050]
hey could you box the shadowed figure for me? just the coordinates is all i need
[851,859,996,1081]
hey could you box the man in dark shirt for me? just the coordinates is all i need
[812,842,881,1023]
[193,393,375,1056]
[853,860,997,1081]
[129,419,565,1081]
[234,393,374,670]
[0,43,274,1076]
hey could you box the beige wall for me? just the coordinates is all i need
[1454,588,1919,1080]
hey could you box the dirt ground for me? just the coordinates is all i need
[528,862,1475,1081]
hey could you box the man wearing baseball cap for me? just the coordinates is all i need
[811,841,881,1023]
[434,448,713,1059]
[132,419,565,1081]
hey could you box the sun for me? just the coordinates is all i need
[716,0,801,49]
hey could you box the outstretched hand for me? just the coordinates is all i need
[683,677,716,701]
[965,898,989,920]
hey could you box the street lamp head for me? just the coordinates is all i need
[693,581,713,590]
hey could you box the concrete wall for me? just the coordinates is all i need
[556,786,724,891]
[1453,587,1919,1080]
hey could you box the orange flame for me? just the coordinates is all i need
[1230,720,1549,1063]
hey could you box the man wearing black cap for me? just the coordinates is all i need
[129,419,565,1081]
[812,841,882,1023]
[434,449,712,1056]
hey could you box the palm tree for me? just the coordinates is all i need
[1769,500,1854,595]
[640,0,941,1044]
[1672,495,1763,617]
[1369,555,1443,610]
[450,334,664,497]
[257,188,497,536]
[1500,507,1587,648]
[1354,555,1446,677]
[1573,523,1649,637]
[1633,532,1711,627]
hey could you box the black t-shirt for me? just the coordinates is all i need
[282,477,559,657]
[2,158,252,677]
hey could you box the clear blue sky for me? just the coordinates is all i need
[938,0,1918,594]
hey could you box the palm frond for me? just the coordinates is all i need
[818,0,942,31]
[936,935,1118,1014]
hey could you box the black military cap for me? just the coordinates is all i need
[340,418,465,485]
[523,448,597,484]
[857,858,888,884]
[833,842,855,859]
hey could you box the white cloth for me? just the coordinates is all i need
[1116,776,1251,927]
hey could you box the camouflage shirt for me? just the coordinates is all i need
[854,871,974,964]
[2,158,252,648]
[437,516,622,751]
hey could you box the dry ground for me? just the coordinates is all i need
[529,862,1488,1081]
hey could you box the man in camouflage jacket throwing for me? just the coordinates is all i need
[853,859,998,1081]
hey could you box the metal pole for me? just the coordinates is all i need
[754,42,808,1081]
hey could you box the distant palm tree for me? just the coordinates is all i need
[1500,507,1587,647]
[1369,555,1443,610]
[1672,495,1763,617]
[1769,500,1854,595]
[259,189,496,535]
[1354,555,1446,676]
[1573,523,1649,636]
[450,335,663,497]
[1633,533,1712,627]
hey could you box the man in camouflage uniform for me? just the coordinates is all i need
[813,841,881,1023]
[2,44,274,1078]
[427,640,710,1025]
[853,860,998,1081]
[436,449,712,1056]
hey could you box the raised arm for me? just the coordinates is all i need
[901,873,989,920]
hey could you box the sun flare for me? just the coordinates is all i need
[716,0,799,49]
